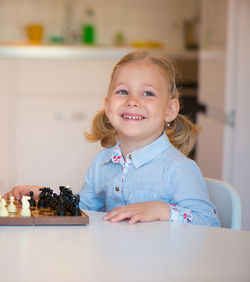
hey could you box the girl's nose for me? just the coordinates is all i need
[126,95,140,107]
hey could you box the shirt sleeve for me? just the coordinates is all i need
[169,204,193,223]
[167,160,220,227]
[78,155,106,212]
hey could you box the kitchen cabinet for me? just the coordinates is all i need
[0,59,15,193]
[0,54,118,193]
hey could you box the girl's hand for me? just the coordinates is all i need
[3,185,43,201]
[103,201,170,224]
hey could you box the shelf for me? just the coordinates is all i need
[0,45,198,60]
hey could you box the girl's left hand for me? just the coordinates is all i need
[103,201,170,224]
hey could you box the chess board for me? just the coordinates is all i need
[0,200,89,226]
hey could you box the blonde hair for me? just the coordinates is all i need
[85,51,200,156]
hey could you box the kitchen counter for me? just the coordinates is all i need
[0,45,198,59]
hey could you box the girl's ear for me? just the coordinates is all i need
[165,98,180,123]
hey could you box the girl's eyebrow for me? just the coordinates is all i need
[113,82,128,87]
[111,83,128,91]
[141,84,160,92]
[113,82,159,90]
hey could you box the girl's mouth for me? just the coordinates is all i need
[121,114,145,120]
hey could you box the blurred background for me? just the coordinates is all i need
[0,0,200,47]
[0,0,249,230]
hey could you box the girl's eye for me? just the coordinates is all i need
[143,91,155,97]
[116,89,128,95]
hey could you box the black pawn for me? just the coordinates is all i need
[29,191,37,209]
[56,197,66,216]
[72,194,82,216]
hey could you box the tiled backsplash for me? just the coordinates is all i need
[0,0,199,48]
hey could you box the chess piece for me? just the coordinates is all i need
[50,193,59,211]
[0,198,9,217]
[72,194,82,216]
[29,191,36,209]
[20,196,31,217]
[8,196,17,213]
[38,188,47,209]
[56,196,66,216]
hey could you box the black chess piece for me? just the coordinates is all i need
[51,193,59,211]
[56,196,66,216]
[72,194,82,216]
[29,191,37,209]
[38,188,47,209]
[59,186,66,198]
[46,188,53,209]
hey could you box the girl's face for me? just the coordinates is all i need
[105,61,179,148]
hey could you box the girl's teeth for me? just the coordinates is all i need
[123,115,143,120]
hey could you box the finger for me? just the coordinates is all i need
[12,190,23,201]
[110,210,135,223]
[128,215,141,225]
[103,207,126,220]
[3,192,13,200]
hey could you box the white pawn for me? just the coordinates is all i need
[20,196,31,217]
[8,196,17,213]
[0,198,9,217]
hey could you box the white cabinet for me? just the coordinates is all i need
[196,0,228,178]
[0,59,16,193]
[0,57,117,194]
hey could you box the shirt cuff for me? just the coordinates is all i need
[169,204,193,224]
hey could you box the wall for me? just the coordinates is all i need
[0,0,199,48]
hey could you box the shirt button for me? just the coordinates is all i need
[128,154,132,160]
[115,187,120,192]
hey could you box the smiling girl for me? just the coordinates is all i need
[83,51,220,226]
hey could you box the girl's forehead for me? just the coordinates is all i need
[113,61,168,81]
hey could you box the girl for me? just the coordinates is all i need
[4,51,220,227]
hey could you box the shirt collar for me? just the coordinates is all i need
[103,132,171,168]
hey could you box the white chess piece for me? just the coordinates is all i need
[20,196,31,217]
[8,196,17,213]
[0,194,2,209]
[0,198,9,217]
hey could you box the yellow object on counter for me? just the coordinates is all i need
[26,24,44,45]
[131,41,164,48]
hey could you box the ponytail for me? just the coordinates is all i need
[84,110,118,148]
[165,114,200,156]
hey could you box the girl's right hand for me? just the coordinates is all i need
[3,185,43,201]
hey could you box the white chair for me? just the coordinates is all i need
[204,177,242,230]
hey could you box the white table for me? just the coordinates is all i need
[0,210,250,282]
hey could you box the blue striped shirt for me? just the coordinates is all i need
[79,133,220,227]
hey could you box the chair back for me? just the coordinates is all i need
[204,177,242,230]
